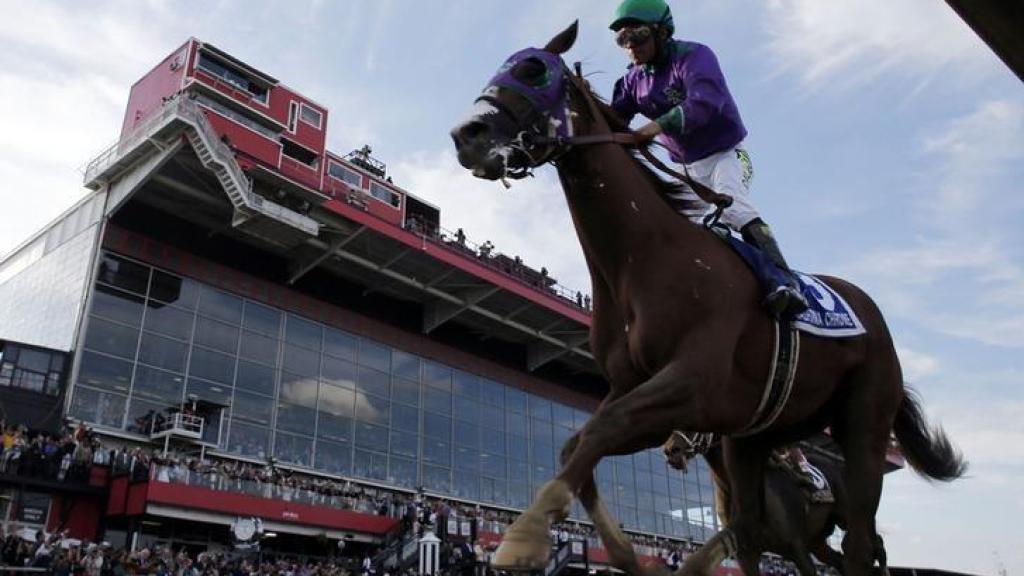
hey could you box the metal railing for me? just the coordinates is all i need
[403,219,593,314]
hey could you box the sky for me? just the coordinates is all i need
[1,1,1021,573]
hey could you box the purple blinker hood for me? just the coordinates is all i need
[482,48,573,139]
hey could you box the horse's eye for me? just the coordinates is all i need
[512,58,550,87]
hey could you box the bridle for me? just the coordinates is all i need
[476,57,733,221]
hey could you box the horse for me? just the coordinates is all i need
[662,431,889,576]
[450,22,965,576]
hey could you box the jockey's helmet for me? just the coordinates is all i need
[609,0,675,35]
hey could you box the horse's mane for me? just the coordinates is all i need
[588,93,701,214]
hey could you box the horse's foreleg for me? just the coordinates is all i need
[678,530,736,576]
[721,436,772,576]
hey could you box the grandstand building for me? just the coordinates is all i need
[0,38,723,570]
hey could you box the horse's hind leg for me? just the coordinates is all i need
[834,353,901,576]
[721,436,772,576]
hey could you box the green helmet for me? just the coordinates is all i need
[609,0,675,35]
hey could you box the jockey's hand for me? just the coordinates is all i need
[634,121,663,146]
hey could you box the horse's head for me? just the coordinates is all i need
[662,431,717,473]
[451,22,582,181]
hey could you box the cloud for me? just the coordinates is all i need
[895,346,939,382]
[761,0,996,89]
[839,99,1024,346]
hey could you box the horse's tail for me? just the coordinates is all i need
[892,386,967,482]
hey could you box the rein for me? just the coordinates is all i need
[532,63,734,216]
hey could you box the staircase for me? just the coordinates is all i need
[84,94,318,247]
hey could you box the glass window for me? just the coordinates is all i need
[149,270,199,309]
[480,452,506,479]
[359,340,390,372]
[389,456,417,489]
[194,317,239,354]
[132,365,184,404]
[319,383,354,417]
[285,315,322,350]
[353,450,387,481]
[391,377,419,406]
[391,350,420,380]
[369,182,401,208]
[531,440,555,469]
[327,161,364,188]
[506,412,528,437]
[280,372,318,407]
[283,344,319,378]
[481,477,507,505]
[322,356,356,389]
[452,370,479,398]
[91,285,145,326]
[235,360,275,396]
[480,404,504,431]
[316,439,351,475]
[455,446,480,472]
[84,317,140,359]
[317,413,352,444]
[553,425,573,448]
[529,395,552,421]
[506,387,527,413]
[277,402,316,435]
[138,332,187,372]
[509,459,529,483]
[422,464,451,493]
[243,302,281,337]
[357,366,389,398]
[275,432,313,466]
[69,387,126,429]
[232,390,273,425]
[509,483,530,509]
[422,361,451,391]
[454,396,479,423]
[481,427,505,455]
[574,409,590,430]
[530,418,552,443]
[508,434,528,461]
[188,347,235,384]
[552,402,575,429]
[389,429,419,459]
[423,387,451,415]
[198,288,242,325]
[77,352,132,394]
[423,412,451,442]
[239,330,278,365]
[455,420,480,448]
[354,394,389,425]
[324,327,357,360]
[479,378,504,407]
[186,378,232,407]
[354,422,388,450]
[143,303,194,341]
[97,254,149,295]
[390,403,419,432]
[299,103,322,128]
[422,438,451,467]
[453,471,479,500]
[227,421,269,459]
[126,397,168,434]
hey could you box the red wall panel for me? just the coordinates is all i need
[107,476,129,516]
[47,495,102,542]
[121,40,192,138]
[201,110,282,167]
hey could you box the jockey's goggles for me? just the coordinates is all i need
[615,26,654,48]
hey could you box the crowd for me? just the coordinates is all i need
[0,421,102,482]
[402,217,593,312]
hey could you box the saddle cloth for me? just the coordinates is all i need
[722,233,866,338]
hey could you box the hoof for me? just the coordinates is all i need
[492,511,553,571]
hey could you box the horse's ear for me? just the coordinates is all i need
[543,21,578,55]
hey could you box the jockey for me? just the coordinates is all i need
[609,0,809,318]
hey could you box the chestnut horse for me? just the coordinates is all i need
[450,22,964,576]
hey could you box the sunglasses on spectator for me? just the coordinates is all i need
[616,26,654,48]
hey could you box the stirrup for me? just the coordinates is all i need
[764,286,808,318]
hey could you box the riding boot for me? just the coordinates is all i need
[741,219,809,318]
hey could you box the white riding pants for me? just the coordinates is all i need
[665,140,760,230]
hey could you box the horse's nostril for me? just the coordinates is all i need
[461,121,488,141]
